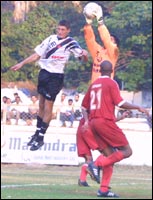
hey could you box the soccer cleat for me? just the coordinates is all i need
[27,135,37,146]
[97,189,119,198]
[30,140,44,151]
[87,161,100,184]
[78,179,89,187]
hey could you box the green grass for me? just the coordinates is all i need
[1,163,152,199]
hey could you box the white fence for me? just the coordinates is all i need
[1,119,152,166]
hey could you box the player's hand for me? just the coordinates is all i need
[10,63,23,71]
[79,49,88,62]
[82,49,88,62]
[138,107,150,117]
[81,121,89,132]
[121,110,131,119]
[93,5,104,25]
[83,12,93,24]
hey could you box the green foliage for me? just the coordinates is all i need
[1,5,56,83]
[105,1,152,91]
[1,1,152,92]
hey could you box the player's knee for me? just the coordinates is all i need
[125,147,132,158]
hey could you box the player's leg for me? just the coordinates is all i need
[88,118,132,196]
[90,118,132,167]
[78,122,103,185]
[27,94,44,146]
[99,147,115,193]
[96,147,121,198]
[30,98,54,151]
[78,155,92,187]
[77,120,93,186]
[27,94,45,146]
[30,70,64,151]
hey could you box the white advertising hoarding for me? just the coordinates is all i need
[1,125,152,166]
[1,131,79,165]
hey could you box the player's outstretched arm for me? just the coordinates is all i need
[120,102,150,117]
[10,53,40,71]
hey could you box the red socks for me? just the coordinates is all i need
[100,165,113,192]
[95,151,124,167]
[79,163,88,181]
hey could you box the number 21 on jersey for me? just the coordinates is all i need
[90,84,102,110]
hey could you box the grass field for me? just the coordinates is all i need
[1,163,152,199]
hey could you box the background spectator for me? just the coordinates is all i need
[28,95,39,119]
[5,98,13,125]
[60,98,74,128]
[73,93,82,120]
[11,96,28,125]
[1,96,8,123]
[54,92,68,122]
[11,92,21,103]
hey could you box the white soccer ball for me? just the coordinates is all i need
[83,2,100,19]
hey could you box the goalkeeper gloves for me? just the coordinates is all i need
[93,5,104,25]
[83,11,93,24]
[83,4,103,25]
[84,15,93,24]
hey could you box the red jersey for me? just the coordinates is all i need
[82,76,125,121]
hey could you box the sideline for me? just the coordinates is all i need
[1,183,49,188]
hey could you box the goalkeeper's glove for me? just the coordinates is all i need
[83,12,93,24]
[93,5,104,25]
[84,16,93,24]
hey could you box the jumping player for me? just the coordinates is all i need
[10,19,88,151]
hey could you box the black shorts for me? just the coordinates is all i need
[37,69,64,101]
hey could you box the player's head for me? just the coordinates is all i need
[57,20,70,39]
[110,33,120,47]
[100,60,113,75]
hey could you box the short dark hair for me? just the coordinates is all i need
[111,33,120,47]
[14,92,18,95]
[100,60,113,73]
[58,20,70,29]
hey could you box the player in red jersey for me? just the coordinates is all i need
[81,60,149,197]
[77,110,130,187]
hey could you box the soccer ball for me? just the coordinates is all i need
[83,2,100,19]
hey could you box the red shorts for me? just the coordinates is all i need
[76,118,99,157]
[90,118,129,150]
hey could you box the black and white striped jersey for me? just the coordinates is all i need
[34,35,84,74]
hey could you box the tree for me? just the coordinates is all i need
[1,1,152,93]
[105,1,152,91]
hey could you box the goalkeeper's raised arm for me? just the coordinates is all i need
[83,2,119,83]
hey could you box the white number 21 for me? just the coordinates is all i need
[90,88,102,110]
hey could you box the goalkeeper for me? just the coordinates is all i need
[83,4,120,83]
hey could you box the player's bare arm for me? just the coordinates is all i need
[120,102,149,116]
[10,53,40,71]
